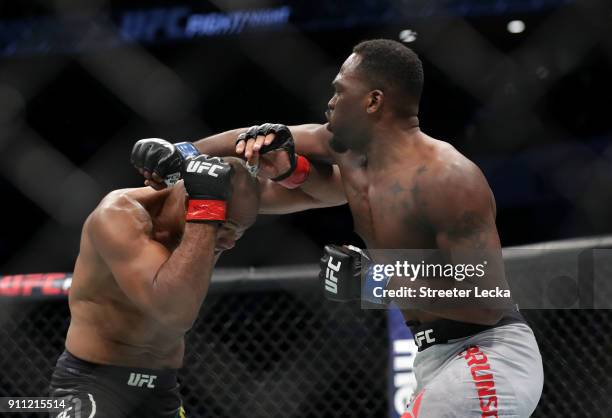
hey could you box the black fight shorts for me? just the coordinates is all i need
[49,351,186,418]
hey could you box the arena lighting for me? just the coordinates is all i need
[399,29,418,43]
[507,19,526,34]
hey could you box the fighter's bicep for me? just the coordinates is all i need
[258,164,346,214]
[88,208,171,309]
[257,179,339,214]
[106,239,169,304]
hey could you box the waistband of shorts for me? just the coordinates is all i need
[56,350,178,389]
[405,306,527,352]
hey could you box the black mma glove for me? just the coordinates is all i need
[131,138,200,186]
[182,155,233,223]
[319,244,370,302]
[236,123,297,181]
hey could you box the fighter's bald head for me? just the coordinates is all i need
[170,156,258,252]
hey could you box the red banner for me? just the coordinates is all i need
[0,273,71,299]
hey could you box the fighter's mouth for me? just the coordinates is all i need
[325,110,333,131]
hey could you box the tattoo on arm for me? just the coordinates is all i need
[410,165,428,208]
[446,211,488,249]
[390,182,405,195]
[393,165,430,231]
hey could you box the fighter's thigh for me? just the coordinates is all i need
[50,391,125,418]
[404,345,519,418]
[402,370,482,418]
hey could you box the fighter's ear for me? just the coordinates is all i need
[366,90,384,113]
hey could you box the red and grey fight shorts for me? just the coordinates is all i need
[402,312,543,418]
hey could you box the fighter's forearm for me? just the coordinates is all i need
[193,128,246,157]
[258,162,346,214]
[192,124,332,161]
[191,123,344,212]
[290,123,334,163]
[150,223,217,330]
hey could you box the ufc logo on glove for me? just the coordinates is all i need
[186,160,225,177]
[325,257,342,294]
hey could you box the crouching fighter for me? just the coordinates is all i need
[49,154,259,418]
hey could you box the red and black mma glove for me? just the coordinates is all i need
[319,245,368,302]
[131,138,200,186]
[182,155,233,223]
[236,123,311,189]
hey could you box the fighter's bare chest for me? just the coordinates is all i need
[336,160,432,248]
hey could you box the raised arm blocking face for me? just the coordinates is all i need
[215,157,260,252]
[65,156,261,369]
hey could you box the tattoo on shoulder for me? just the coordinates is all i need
[390,182,405,195]
[388,165,430,229]
[447,211,487,248]
[410,166,428,207]
[405,183,430,230]
[411,183,427,210]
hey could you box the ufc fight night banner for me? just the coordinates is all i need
[0,0,571,58]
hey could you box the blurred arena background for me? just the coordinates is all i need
[0,0,611,417]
